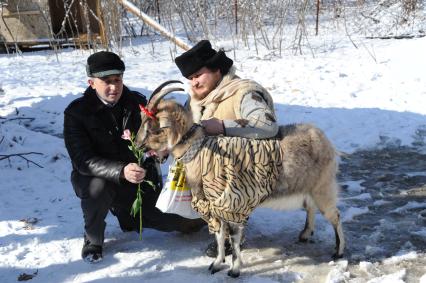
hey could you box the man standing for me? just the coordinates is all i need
[175,40,279,257]
[64,51,204,263]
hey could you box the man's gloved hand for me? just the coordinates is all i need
[201,118,224,136]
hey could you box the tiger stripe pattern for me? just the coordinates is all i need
[190,136,284,233]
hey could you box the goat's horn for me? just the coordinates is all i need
[150,87,185,110]
[148,80,183,104]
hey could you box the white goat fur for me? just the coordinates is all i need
[136,99,345,278]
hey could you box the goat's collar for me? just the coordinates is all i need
[176,124,202,146]
[174,124,204,163]
[176,137,205,163]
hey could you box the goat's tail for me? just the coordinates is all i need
[307,125,337,166]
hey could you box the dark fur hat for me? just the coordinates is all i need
[86,51,125,78]
[175,40,233,78]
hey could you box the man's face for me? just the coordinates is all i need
[188,67,222,100]
[88,74,123,104]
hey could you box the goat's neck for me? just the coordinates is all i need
[171,124,205,160]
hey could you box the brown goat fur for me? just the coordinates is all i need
[136,98,345,278]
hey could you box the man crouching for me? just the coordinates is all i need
[63,51,204,263]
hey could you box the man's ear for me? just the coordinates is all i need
[88,78,96,89]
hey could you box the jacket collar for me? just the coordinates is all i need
[83,85,134,113]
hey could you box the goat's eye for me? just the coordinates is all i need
[149,128,163,135]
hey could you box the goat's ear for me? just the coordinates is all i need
[159,117,171,128]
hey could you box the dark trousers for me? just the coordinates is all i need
[73,176,205,246]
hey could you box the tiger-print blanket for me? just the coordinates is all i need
[189,136,284,233]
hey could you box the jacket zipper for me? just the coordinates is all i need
[109,111,120,134]
[107,107,131,135]
[122,108,131,130]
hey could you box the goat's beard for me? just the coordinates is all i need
[167,132,183,150]
[144,127,183,152]
[144,132,169,151]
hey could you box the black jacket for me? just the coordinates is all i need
[64,86,160,197]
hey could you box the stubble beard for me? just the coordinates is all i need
[192,86,210,101]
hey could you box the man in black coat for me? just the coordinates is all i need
[64,51,204,263]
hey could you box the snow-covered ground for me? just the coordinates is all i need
[0,31,425,282]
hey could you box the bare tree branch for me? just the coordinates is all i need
[0,152,44,168]
[0,117,35,124]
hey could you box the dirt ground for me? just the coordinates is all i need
[337,146,426,283]
[238,145,426,282]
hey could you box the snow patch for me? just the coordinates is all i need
[342,207,369,222]
[383,250,418,265]
[341,180,365,193]
[359,261,374,274]
[391,201,426,214]
[325,260,350,283]
[366,269,406,283]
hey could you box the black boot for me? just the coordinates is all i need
[82,235,103,263]
[178,218,206,234]
[110,206,138,232]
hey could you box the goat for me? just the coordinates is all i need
[136,81,345,278]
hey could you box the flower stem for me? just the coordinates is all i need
[122,130,155,240]
[139,190,143,240]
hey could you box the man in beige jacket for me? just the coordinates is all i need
[175,40,279,257]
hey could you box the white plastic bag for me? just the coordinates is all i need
[155,160,200,219]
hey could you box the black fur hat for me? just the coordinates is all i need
[86,51,125,78]
[175,40,233,78]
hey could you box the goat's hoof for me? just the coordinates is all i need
[227,270,240,278]
[332,252,344,260]
[298,237,314,244]
[209,263,221,274]
[298,231,314,243]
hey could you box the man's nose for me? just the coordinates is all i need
[191,78,199,87]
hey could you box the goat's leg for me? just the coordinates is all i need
[325,208,345,259]
[299,197,316,242]
[209,221,227,274]
[332,215,345,259]
[227,222,244,278]
[312,184,345,258]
